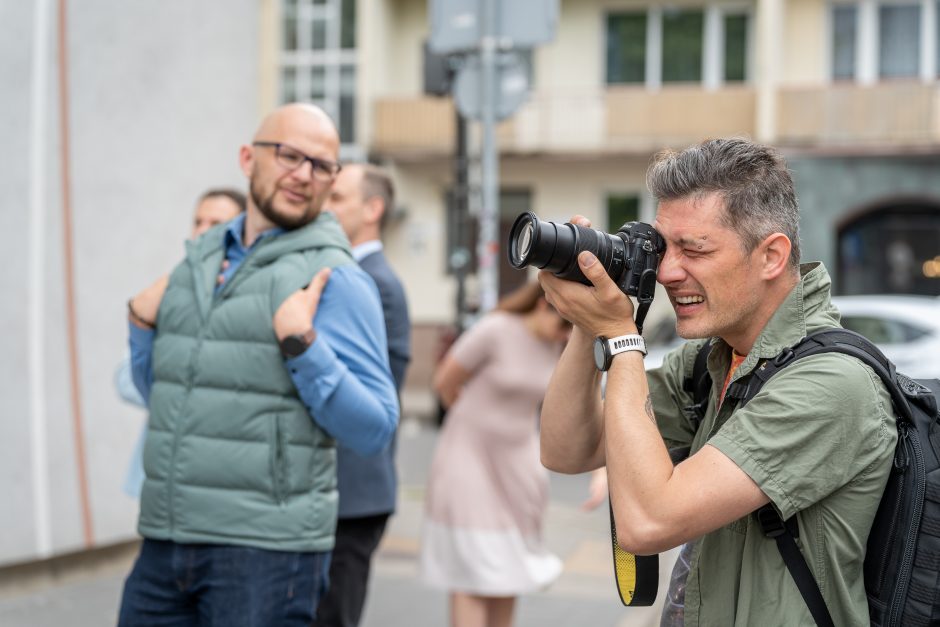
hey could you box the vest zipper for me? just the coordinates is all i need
[271,414,288,506]
[168,260,211,535]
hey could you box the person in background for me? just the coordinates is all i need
[420,281,571,627]
[114,188,245,497]
[314,163,411,627]
[118,103,398,626]
[190,188,247,237]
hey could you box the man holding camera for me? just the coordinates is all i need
[119,103,398,626]
[539,138,895,625]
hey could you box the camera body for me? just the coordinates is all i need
[507,211,665,329]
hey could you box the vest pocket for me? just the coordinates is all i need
[269,414,289,505]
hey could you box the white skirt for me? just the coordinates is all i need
[419,518,563,596]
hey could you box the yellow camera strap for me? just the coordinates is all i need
[609,503,659,606]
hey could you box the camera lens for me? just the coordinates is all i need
[517,223,534,260]
[506,211,665,330]
[508,211,624,286]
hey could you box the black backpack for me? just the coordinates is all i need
[684,328,940,627]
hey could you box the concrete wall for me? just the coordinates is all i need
[2,0,261,567]
[791,154,940,281]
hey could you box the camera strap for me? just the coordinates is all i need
[609,503,659,606]
[633,268,658,333]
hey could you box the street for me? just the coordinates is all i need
[0,420,677,627]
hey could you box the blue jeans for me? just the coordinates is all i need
[117,539,331,627]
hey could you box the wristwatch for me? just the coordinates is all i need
[279,328,317,358]
[593,333,647,371]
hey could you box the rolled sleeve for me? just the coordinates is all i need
[287,265,399,456]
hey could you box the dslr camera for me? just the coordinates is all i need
[507,211,665,331]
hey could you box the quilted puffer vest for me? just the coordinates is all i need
[138,212,353,552]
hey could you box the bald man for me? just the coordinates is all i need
[118,104,399,626]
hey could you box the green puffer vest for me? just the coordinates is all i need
[138,212,354,552]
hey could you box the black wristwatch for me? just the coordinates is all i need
[593,333,647,371]
[279,328,317,358]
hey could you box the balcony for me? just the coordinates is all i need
[371,97,456,157]
[776,83,940,148]
[370,86,757,158]
[605,85,756,148]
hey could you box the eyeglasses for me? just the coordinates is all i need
[252,141,342,182]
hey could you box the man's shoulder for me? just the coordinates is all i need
[359,252,407,298]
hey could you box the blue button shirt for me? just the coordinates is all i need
[129,215,398,456]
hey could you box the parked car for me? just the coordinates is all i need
[832,295,940,380]
[642,295,940,379]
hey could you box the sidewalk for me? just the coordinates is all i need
[0,421,677,627]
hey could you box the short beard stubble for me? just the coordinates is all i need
[250,177,320,230]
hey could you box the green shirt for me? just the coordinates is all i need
[648,263,897,626]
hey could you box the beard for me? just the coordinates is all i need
[250,178,320,230]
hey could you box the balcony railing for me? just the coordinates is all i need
[372,86,756,157]
[370,83,940,157]
[371,97,456,155]
[776,82,940,147]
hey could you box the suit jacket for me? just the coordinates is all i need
[336,248,411,518]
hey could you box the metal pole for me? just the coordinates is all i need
[477,0,499,312]
[453,108,469,333]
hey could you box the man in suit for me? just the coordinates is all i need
[316,163,411,627]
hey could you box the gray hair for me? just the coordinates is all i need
[358,164,396,231]
[646,138,801,270]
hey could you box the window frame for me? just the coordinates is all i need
[827,0,938,83]
[280,0,359,154]
[603,3,752,89]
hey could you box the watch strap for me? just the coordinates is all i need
[607,333,647,358]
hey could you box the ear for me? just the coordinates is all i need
[757,232,792,280]
[363,195,385,227]
[238,144,254,178]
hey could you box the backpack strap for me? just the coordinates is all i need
[755,504,836,627]
[682,341,713,431]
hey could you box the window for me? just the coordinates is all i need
[606,8,749,86]
[879,3,921,78]
[606,13,647,84]
[724,14,749,82]
[606,194,640,232]
[830,1,933,82]
[281,0,357,146]
[840,315,928,343]
[832,5,858,79]
[662,9,704,83]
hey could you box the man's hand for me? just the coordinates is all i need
[273,268,332,340]
[129,275,169,328]
[538,215,637,338]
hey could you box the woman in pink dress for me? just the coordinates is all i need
[420,281,572,627]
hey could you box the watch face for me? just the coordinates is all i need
[593,337,608,371]
[281,335,309,358]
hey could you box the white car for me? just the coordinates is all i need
[643,295,940,379]
[832,295,940,380]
